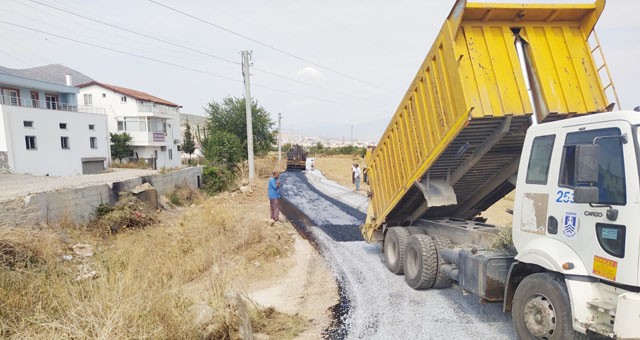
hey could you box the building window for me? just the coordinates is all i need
[60,136,70,149]
[84,94,93,105]
[89,124,95,130]
[120,96,127,103]
[1,88,20,106]
[23,121,34,128]
[30,91,39,108]
[149,118,166,132]
[45,94,59,110]
[25,136,37,150]
[168,149,173,160]
[90,137,98,149]
[59,123,67,129]
[102,93,106,98]
[118,117,147,132]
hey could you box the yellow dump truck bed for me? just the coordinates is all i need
[363,0,610,241]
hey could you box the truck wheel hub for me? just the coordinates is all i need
[386,240,397,263]
[523,295,556,338]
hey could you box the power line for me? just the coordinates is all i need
[146,0,400,95]
[0,20,241,83]
[3,7,210,65]
[253,67,392,107]
[21,0,392,106]
[7,0,215,64]
[25,0,240,66]
[0,20,386,112]
[0,48,33,68]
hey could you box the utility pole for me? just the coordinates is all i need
[278,112,282,163]
[242,50,255,182]
[351,124,354,145]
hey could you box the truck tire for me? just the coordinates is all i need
[403,234,437,290]
[430,235,453,289]
[384,227,409,275]
[406,226,427,235]
[512,273,587,340]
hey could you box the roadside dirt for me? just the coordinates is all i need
[181,174,339,339]
[312,155,369,193]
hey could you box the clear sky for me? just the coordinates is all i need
[1,0,638,142]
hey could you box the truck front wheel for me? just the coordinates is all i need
[384,227,409,274]
[512,273,586,340]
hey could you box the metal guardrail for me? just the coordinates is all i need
[0,95,106,114]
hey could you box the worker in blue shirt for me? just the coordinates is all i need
[268,171,281,222]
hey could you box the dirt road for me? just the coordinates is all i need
[280,170,516,339]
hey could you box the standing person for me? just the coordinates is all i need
[268,171,281,223]
[352,163,356,184]
[354,164,361,191]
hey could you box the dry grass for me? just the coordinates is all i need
[312,155,369,192]
[0,177,303,339]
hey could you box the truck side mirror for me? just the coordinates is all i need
[575,144,599,183]
[574,186,599,203]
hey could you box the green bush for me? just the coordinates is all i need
[202,166,235,195]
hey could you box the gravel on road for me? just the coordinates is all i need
[281,169,516,340]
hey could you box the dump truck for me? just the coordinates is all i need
[360,0,640,339]
[286,144,307,170]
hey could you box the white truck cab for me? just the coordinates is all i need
[513,110,640,338]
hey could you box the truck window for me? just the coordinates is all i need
[526,135,555,185]
[559,128,626,205]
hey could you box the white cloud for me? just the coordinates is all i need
[296,67,326,80]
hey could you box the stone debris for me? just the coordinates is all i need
[239,186,253,194]
[72,243,94,257]
[75,263,97,281]
[130,182,154,194]
[189,302,215,327]
[225,292,253,340]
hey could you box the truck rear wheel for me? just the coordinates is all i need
[403,234,437,290]
[384,227,409,274]
[512,273,587,340]
[430,235,453,289]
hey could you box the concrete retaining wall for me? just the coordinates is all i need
[0,167,203,228]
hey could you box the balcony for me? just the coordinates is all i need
[126,131,174,146]
[0,95,106,115]
[137,103,178,116]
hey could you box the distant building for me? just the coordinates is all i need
[180,113,207,159]
[79,82,182,169]
[0,69,109,176]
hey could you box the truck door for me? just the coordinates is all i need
[546,122,639,287]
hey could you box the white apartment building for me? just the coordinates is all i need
[78,82,181,169]
[0,72,109,176]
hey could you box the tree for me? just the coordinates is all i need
[204,96,276,158]
[181,120,196,160]
[110,132,133,162]
[202,131,243,166]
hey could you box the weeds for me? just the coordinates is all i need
[0,175,298,339]
[491,227,516,255]
[91,195,157,233]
